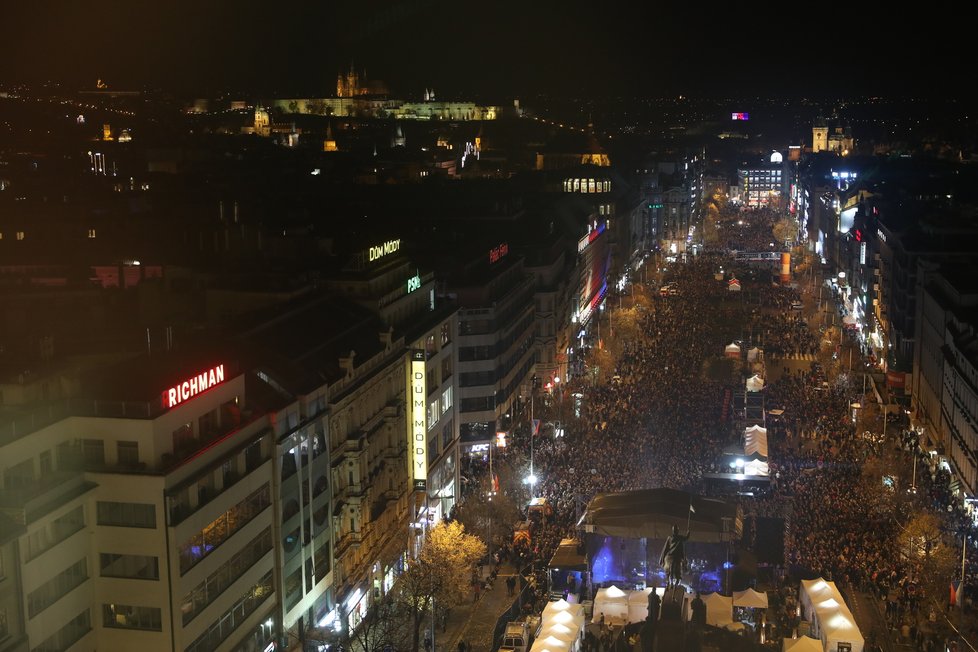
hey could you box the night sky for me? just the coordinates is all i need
[0,1,968,98]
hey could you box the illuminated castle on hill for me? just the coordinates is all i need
[263,67,510,122]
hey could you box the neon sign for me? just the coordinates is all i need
[577,221,606,253]
[489,242,509,264]
[407,274,422,293]
[731,112,749,121]
[409,350,427,491]
[163,364,225,409]
[368,239,401,262]
[578,281,607,325]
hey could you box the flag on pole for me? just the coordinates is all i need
[951,581,963,607]
[532,419,541,436]
[689,503,696,514]
[492,474,500,493]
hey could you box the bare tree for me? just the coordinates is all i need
[342,597,412,652]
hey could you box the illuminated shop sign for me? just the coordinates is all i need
[368,239,401,262]
[409,350,427,491]
[731,112,749,121]
[163,364,225,409]
[877,229,887,243]
[407,274,422,293]
[489,242,509,264]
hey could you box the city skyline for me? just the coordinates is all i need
[1,1,970,98]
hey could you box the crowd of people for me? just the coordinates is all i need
[450,214,978,648]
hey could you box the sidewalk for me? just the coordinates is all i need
[435,562,522,652]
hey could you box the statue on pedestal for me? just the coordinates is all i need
[659,525,689,589]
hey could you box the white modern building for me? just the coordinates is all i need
[0,357,295,652]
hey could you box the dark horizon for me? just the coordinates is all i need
[1,2,970,99]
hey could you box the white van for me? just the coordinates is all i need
[498,622,530,652]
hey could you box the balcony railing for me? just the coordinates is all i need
[0,471,98,525]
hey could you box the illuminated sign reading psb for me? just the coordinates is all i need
[409,351,427,491]
[368,239,401,262]
[163,364,225,409]
[407,274,422,293]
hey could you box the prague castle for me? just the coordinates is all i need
[266,67,507,122]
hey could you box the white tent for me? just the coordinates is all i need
[747,347,762,362]
[745,426,769,458]
[536,633,577,652]
[783,636,823,652]
[799,578,864,652]
[728,278,742,292]
[539,622,581,642]
[543,599,585,621]
[529,643,567,652]
[593,586,629,625]
[746,375,765,392]
[725,343,742,359]
[544,609,585,630]
[701,592,734,627]
[626,587,666,623]
[743,458,770,477]
[733,588,769,608]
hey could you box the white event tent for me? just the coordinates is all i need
[593,585,629,625]
[799,578,864,652]
[733,588,769,608]
[783,637,823,652]
[543,599,584,621]
[745,425,769,458]
[627,587,667,622]
[702,592,734,627]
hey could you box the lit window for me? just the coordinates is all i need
[16,231,25,241]
[88,229,96,239]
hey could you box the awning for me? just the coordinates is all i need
[580,488,742,542]
[548,539,587,571]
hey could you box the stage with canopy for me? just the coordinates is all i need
[578,489,742,589]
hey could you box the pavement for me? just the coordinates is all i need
[436,562,522,652]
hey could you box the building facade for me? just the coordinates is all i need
[913,264,978,497]
[737,152,786,209]
[0,360,287,652]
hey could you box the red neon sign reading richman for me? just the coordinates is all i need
[163,364,225,408]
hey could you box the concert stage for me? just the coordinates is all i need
[578,488,742,593]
